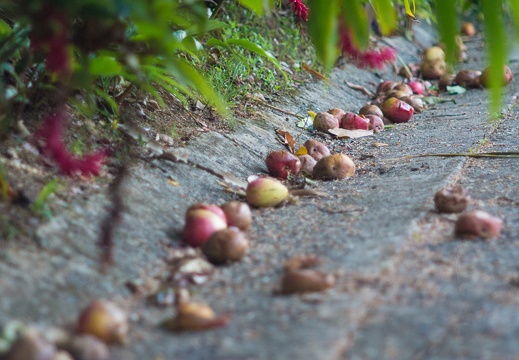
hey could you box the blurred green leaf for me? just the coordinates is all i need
[89,56,123,77]
[185,20,228,36]
[307,0,340,71]
[508,0,519,38]
[371,0,398,36]
[402,0,417,20]
[0,19,11,35]
[32,179,59,218]
[238,0,264,15]
[95,88,120,116]
[482,0,506,115]
[341,0,369,49]
[434,0,459,64]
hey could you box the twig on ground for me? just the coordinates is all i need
[345,81,375,97]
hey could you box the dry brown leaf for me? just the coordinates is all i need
[328,128,374,139]
[222,172,248,189]
[162,302,230,332]
[275,128,296,153]
[280,269,335,294]
[345,81,375,97]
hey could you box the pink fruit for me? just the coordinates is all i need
[408,81,424,95]
[265,150,301,179]
[455,210,503,239]
[298,154,317,175]
[364,114,384,133]
[220,201,252,231]
[183,209,227,247]
[186,203,227,224]
[303,139,330,161]
[380,98,414,123]
[340,112,369,130]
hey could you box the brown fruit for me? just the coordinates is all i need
[455,210,503,239]
[303,139,330,161]
[454,70,482,88]
[359,104,384,119]
[163,302,229,332]
[60,335,110,360]
[313,112,339,132]
[220,201,252,231]
[376,80,399,95]
[434,186,469,213]
[280,269,335,294]
[393,83,413,97]
[327,108,346,122]
[461,21,477,37]
[2,328,57,360]
[479,65,514,88]
[312,154,355,180]
[421,59,447,80]
[399,95,425,113]
[77,300,129,344]
[265,150,301,180]
[364,114,384,133]
[439,73,456,91]
[298,154,317,175]
[202,227,250,264]
[424,46,445,62]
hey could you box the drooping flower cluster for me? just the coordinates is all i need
[288,0,309,21]
[36,108,107,176]
[339,25,396,69]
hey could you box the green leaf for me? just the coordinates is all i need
[370,0,398,36]
[509,0,519,38]
[226,39,276,62]
[434,0,459,64]
[446,85,466,94]
[94,88,120,116]
[185,20,228,36]
[238,0,264,15]
[89,56,123,77]
[402,0,417,21]
[341,0,370,49]
[0,19,12,36]
[482,0,506,115]
[32,179,59,217]
[307,0,340,71]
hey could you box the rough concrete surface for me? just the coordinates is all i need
[1,26,519,360]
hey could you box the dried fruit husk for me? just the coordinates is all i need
[455,210,503,239]
[77,300,129,344]
[434,186,469,213]
[312,154,355,180]
[280,269,335,294]
[303,139,330,161]
[163,302,229,332]
[201,227,249,264]
[454,70,482,88]
[313,112,339,132]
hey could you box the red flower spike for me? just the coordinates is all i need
[339,25,396,69]
[288,0,309,21]
[37,108,107,177]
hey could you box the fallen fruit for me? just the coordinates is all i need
[298,154,317,175]
[60,335,110,360]
[246,177,288,208]
[313,112,339,132]
[479,65,514,88]
[424,46,445,62]
[399,95,425,113]
[163,302,229,332]
[202,227,250,264]
[312,154,355,180]
[380,98,414,123]
[265,150,301,180]
[439,73,456,91]
[220,201,252,231]
[340,112,369,130]
[280,269,335,294]
[376,80,398,95]
[461,21,477,37]
[408,81,425,95]
[364,114,385,133]
[434,186,469,213]
[455,210,503,239]
[2,328,57,360]
[393,83,413,97]
[303,139,330,161]
[186,203,227,224]
[77,299,128,344]
[327,108,346,122]
[454,70,482,88]
[359,104,384,119]
[421,59,447,80]
[183,209,227,247]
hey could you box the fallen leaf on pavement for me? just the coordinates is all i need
[328,128,374,139]
[275,128,296,153]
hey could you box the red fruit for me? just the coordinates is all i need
[408,81,424,95]
[479,65,514,88]
[455,210,503,239]
[380,98,415,123]
[364,114,384,133]
[183,209,227,247]
[186,203,227,224]
[340,112,369,130]
[265,150,301,179]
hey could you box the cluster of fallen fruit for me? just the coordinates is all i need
[1,26,513,360]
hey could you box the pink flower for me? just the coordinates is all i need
[288,0,309,21]
[37,108,107,177]
[339,25,396,69]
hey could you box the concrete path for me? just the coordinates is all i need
[1,27,518,360]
